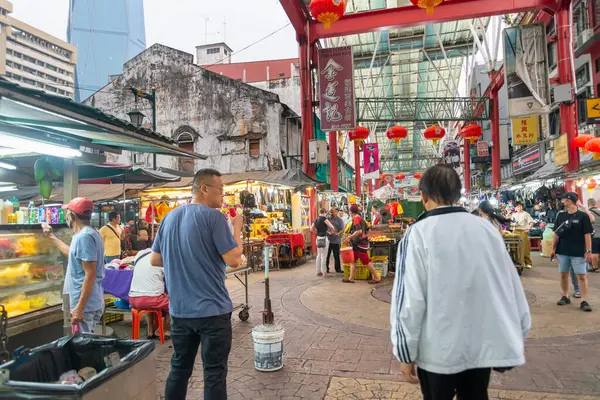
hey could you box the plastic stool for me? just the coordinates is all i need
[131,309,165,344]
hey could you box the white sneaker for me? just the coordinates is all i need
[526,264,532,269]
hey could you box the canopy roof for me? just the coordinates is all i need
[319,0,490,173]
[0,79,206,160]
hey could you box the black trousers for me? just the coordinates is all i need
[418,367,491,400]
[165,313,232,400]
[326,242,341,272]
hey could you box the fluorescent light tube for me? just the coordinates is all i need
[0,186,17,192]
[0,134,81,158]
[0,162,16,170]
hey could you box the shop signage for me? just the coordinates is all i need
[443,140,461,169]
[317,46,356,131]
[554,133,569,166]
[476,141,489,157]
[363,143,379,179]
[512,144,544,175]
[504,24,550,117]
[512,116,539,145]
[586,98,600,124]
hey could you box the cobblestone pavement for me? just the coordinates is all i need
[112,254,600,399]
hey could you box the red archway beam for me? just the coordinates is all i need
[310,0,559,40]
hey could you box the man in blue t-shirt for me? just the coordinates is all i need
[151,169,244,400]
[43,197,105,333]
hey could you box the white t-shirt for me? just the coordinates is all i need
[128,249,166,298]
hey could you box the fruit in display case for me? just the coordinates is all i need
[2,292,50,318]
[0,263,32,288]
[30,264,63,280]
[0,237,15,259]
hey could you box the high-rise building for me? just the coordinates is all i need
[67,0,146,102]
[0,1,77,98]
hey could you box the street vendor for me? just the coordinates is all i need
[343,204,380,284]
[512,201,534,269]
[99,211,125,264]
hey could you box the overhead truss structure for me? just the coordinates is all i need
[356,97,490,123]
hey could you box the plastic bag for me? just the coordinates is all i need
[0,334,154,398]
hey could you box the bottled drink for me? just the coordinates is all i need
[38,207,45,223]
[58,208,65,224]
[28,201,35,224]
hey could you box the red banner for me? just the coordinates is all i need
[317,46,356,131]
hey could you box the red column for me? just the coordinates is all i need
[368,180,373,196]
[463,139,471,194]
[354,141,362,197]
[329,131,339,191]
[299,37,315,177]
[557,2,579,173]
[489,76,501,189]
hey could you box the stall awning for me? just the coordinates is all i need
[79,166,181,184]
[222,169,320,189]
[11,184,148,203]
[0,79,206,159]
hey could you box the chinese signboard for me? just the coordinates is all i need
[477,141,489,157]
[512,144,544,175]
[504,24,550,117]
[512,116,539,145]
[363,143,379,179]
[554,133,569,166]
[318,46,356,131]
[586,98,600,124]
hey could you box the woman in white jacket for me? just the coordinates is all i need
[390,165,531,400]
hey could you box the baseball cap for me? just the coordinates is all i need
[350,204,360,214]
[62,197,94,216]
[558,192,579,203]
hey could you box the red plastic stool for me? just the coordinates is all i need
[529,237,541,252]
[131,309,165,344]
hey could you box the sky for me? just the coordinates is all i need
[12,0,299,63]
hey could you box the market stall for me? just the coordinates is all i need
[0,78,203,352]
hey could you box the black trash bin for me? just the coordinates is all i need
[0,334,155,399]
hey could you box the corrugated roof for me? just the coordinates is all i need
[203,58,299,83]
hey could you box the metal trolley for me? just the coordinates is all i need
[228,267,252,321]
[503,236,525,276]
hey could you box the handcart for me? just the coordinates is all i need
[228,267,252,321]
[503,235,525,276]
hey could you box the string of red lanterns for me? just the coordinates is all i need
[409,0,444,14]
[423,125,446,146]
[573,134,594,154]
[585,138,600,160]
[348,126,369,146]
[386,126,408,146]
[460,124,483,143]
[309,0,346,29]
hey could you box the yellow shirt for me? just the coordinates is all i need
[99,224,122,256]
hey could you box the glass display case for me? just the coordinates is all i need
[0,224,70,320]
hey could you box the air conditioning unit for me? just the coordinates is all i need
[308,139,328,164]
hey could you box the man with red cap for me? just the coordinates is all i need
[42,197,105,333]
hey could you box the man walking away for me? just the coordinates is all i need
[311,208,336,277]
[99,211,124,264]
[326,207,345,273]
[391,165,531,400]
[42,198,105,333]
[343,204,381,284]
[585,198,600,272]
[512,201,534,269]
[552,192,593,312]
[150,169,245,400]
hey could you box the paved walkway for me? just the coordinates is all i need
[108,254,600,399]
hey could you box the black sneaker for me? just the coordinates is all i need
[557,296,571,305]
[581,301,592,312]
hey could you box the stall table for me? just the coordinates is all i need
[265,233,305,266]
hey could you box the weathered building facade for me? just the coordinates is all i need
[84,44,301,174]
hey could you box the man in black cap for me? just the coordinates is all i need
[552,192,593,312]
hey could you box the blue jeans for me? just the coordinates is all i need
[165,313,232,400]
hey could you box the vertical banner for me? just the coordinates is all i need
[554,134,569,166]
[318,46,356,131]
[511,116,540,145]
[443,140,461,169]
[363,143,379,179]
[504,24,550,117]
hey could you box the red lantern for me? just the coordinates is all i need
[460,124,482,143]
[348,126,369,146]
[386,126,408,146]
[423,125,446,146]
[410,0,443,14]
[413,172,423,180]
[395,173,406,181]
[309,0,346,29]
[587,178,597,193]
[410,187,418,193]
[573,134,594,153]
[585,138,600,160]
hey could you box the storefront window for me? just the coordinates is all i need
[175,131,196,173]
[576,64,590,88]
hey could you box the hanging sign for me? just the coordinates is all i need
[504,24,550,117]
[512,116,539,145]
[512,144,544,175]
[443,140,461,169]
[363,143,380,179]
[476,141,489,157]
[586,98,600,124]
[554,133,569,166]
[318,46,356,131]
